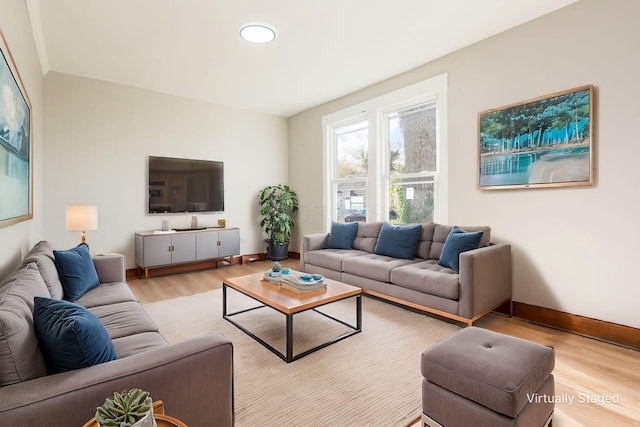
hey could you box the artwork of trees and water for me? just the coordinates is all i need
[0,32,32,227]
[478,85,593,189]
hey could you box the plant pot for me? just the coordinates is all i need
[267,241,289,261]
[131,409,156,427]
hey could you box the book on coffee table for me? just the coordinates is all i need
[262,270,327,293]
[280,277,327,294]
[263,271,325,285]
[263,270,290,283]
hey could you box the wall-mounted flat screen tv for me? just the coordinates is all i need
[148,156,224,214]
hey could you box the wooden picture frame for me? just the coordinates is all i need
[0,30,32,227]
[478,85,593,190]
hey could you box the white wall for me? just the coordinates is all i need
[44,72,288,267]
[0,0,45,278]
[288,0,640,328]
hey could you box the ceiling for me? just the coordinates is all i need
[27,0,578,117]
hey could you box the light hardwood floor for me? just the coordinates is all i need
[129,260,640,427]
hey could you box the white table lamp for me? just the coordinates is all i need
[66,205,98,244]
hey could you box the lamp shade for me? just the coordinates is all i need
[65,205,98,232]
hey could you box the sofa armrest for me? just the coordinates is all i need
[0,334,234,427]
[458,243,512,320]
[300,233,329,271]
[93,253,126,283]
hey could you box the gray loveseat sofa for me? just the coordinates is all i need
[301,222,512,325]
[0,241,233,427]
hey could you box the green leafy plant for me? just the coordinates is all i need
[95,389,152,427]
[258,184,299,246]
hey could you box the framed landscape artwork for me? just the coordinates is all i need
[478,85,593,190]
[0,30,32,227]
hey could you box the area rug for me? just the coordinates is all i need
[143,289,460,427]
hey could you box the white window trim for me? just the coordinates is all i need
[322,73,448,231]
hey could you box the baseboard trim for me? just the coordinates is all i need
[513,302,639,350]
[241,253,266,264]
[241,252,300,263]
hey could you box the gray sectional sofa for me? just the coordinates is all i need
[301,222,512,325]
[0,241,233,427]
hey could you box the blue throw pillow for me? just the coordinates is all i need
[325,221,359,249]
[438,226,483,272]
[53,243,100,301]
[33,297,117,374]
[373,223,422,260]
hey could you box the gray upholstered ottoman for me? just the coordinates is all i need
[421,327,555,427]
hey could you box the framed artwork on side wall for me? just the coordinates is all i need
[478,85,594,190]
[0,30,32,227]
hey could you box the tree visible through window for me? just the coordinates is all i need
[387,101,437,224]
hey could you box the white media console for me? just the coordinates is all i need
[134,227,240,278]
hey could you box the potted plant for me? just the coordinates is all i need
[95,389,155,427]
[258,184,299,260]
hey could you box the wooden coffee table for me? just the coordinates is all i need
[223,272,362,362]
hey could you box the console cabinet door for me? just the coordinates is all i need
[170,233,196,264]
[196,231,219,260]
[141,235,172,267]
[218,229,240,257]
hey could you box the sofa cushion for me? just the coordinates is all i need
[111,332,168,359]
[428,224,453,260]
[0,263,50,386]
[439,227,483,273]
[88,301,160,339]
[53,243,100,301]
[75,281,138,309]
[33,297,117,374]
[343,253,417,283]
[374,223,422,259]
[353,222,383,252]
[390,260,460,300]
[20,241,63,299]
[414,222,436,259]
[304,249,369,272]
[325,221,358,249]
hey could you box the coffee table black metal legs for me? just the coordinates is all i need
[223,282,362,363]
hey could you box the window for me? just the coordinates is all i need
[323,74,447,228]
[384,101,437,224]
[333,120,368,223]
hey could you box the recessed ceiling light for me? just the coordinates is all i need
[240,24,276,44]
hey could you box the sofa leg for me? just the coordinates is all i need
[422,413,444,427]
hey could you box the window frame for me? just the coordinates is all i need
[328,116,369,224]
[322,73,448,230]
